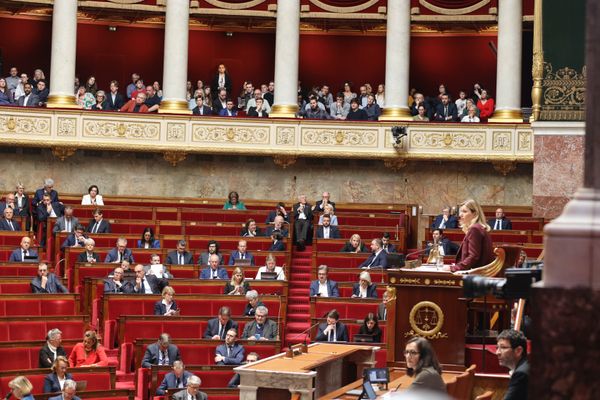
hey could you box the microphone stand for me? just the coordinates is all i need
[286,320,321,358]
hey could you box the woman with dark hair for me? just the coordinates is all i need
[82,184,104,205]
[404,336,445,392]
[241,218,261,237]
[43,356,72,393]
[137,227,160,249]
[84,76,98,96]
[211,63,232,98]
[68,330,108,367]
[358,313,382,342]
[223,191,246,210]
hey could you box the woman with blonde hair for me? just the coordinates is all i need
[8,376,34,400]
[68,330,108,367]
[318,204,338,226]
[352,271,378,298]
[225,267,250,295]
[340,234,367,253]
[450,199,494,272]
[43,356,72,393]
[154,286,179,316]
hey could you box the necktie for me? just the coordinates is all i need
[8,221,14,231]
[176,377,181,388]
[23,250,28,259]
[329,330,334,342]
[444,106,448,117]
[66,220,70,232]
[218,324,224,339]
[160,351,167,365]
[213,271,217,279]
[179,254,183,265]
[241,253,244,260]
[92,223,98,233]
[227,346,232,357]
[495,220,500,230]
[119,252,123,262]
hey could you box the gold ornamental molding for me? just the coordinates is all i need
[82,118,160,140]
[540,63,586,121]
[0,114,50,136]
[192,124,269,144]
[163,151,187,167]
[301,128,378,147]
[203,0,266,10]
[492,160,517,176]
[51,147,76,161]
[308,0,379,14]
[419,0,491,15]
[410,130,486,150]
[384,159,407,172]
[272,155,298,169]
[408,301,445,337]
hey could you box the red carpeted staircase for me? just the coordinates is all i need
[284,246,313,346]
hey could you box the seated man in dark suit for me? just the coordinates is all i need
[316,215,340,239]
[48,379,80,400]
[313,191,336,213]
[156,360,193,395]
[488,208,513,230]
[165,240,194,265]
[87,208,111,234]
[141,333,181,368]
[9,236,38,262]
[105,237,135,263]
[265,202,289,224]
[171,375,207,400]
[31,262,68,293]
[268,232,285,252]
[425,229,459,257]
[434,94,458,122]
[60,224,88,250]
[200,254,229,280]
[32,178,60,208]
[104,267,133,294]
[265,215,289,238]
[218,99,238,117]
[17,82,40,107]
[106,80,125,111]
[381,232,397,253]
[497,329,529,400]
[215,329,245,365]
[198,240,223,266]
[131,264,164,294]
[77,238,100,263]
[309,265,339,297]
[246,97,269,118]
[228,239,255,266]
[0,207,20,231]
[204,306,239,340]
[358,238,388,269]
[192,95,212,116]
[227,352,259,388]
[39,328,67,368]
[36,193,64,222]
[431,206,458,229]
[52,205,79,234]
[315,309,349,342]
[241,306,278,340]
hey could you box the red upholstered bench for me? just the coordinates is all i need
[314,253,368,269]
[0,232,30,246]
[337,283,385,298]
[0,340,78,372]
[310,297,380,320]
[0,294,80,317]
[0,263,40,277]
[0,279,33,294]
[0,316,89,342]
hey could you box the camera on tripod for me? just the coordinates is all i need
[463,267,543,299]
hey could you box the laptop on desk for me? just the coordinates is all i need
[23,255,39,263]
[353,334,375,343]
[234,258,252,267]
[260,271,278,280]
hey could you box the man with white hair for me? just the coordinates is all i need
[241,305,278,340]
[33,178,59,208]
[171,375,207,400]
[105,237,134,263]
[48,379,80,400]
[39,328,66,368]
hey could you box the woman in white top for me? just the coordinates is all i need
[82,185,104,205]
[318,204,338,226]
[255,254,286,280]
[375,84,385,108]
[461,105,481,123]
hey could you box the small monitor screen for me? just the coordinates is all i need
[364,367,389,384]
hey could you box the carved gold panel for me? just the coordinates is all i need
[57,117,77,137]
[0,114,50,136]
[410,131,486,150]
[167,122,186,142]
[517,130,532,151]
[492,131,512,151]
[82,119,160,140]
[276,126,296,145]
[192,125,269,144]
[301,128,378,147]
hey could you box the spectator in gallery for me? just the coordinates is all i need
[434,94,458,122]
[4,67,19,93]
[459,98,480,120]
[303,96,330,120]
[81,184,104,206]
[410,92,429,117]
[84,75,98,96]
[17,82,40,107]
[330,93,350,120]
[413,104,430,121]
[342,82,356,105]
[477,89,495,121]
[246,88,271,114]
[106,80,125,111]
[375,83,385,108]
[153,81,163,98]
[461,105,481,123]
[340,234,367,253]
[455,90,468,116]
[76,86,95,110]
[203,86,213,107]
[120,92,149,113]
[212,88,228,115]
[357,85,369,108]
[224,191,246,210]
[145,85,161,113]
[131,79,146,100]
[211,63,232,96]
[247,97,269,118]
[192,94,212,116]
[218,99,237,117]
[91,90,108,111]
[33,80,49,106]
[346,98,368,121]
[13,73,29,101]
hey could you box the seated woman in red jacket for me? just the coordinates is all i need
[450,198,495,272]
[68,330,108,367]
[476,89,495,121]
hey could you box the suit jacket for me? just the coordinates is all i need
[505,358,529,400]
[17,93,40,107]
[141,343,181,368]
[242,319,278,340]
[77,251,100,263]
[192,105,213,116]
[44,372,73,393]
[156,371,193,395]
[200,267,229,280]
[131,274,163,295]
[434,102,458,121]
[137,239,161,249]
[172,389,207,400]
[265,210,289,224]
[211,73,232,95]
[431,214,458,229]
[382,243,397,253]
[265,226,289,238]
[316,225,340,239]
[228,251,255,266]
[313,200,336,213]
[13,195,31,217]
[48,395,81,400]
[154,300,178,315]
[377,302,387,321]
[352,282,378,298]
[106,92,125,111]
[0,218,20,231]
[9,248,38,262]
[425,238,460,256]
[247,107,268,118]
[218,108,237,117]
[104,248,134,263]
[241,227,262,237]
[488,218,513,230]
[53,216,79,234]
[198,252,223,266]
[104,278,133,294]
[166,250,194,265]
[309,279,339,297]
[120,99,149,113]
[33,189,59,208]
[204,317,239,339]
[315,321,349,342]
[216,343,245,365]
[358,251,388,269]
[31,273,68,293]
[453,224,495,271]
[87,219,111,234]
[292,202,313,223]
[268,241,285,251]
[409,366,446,393]
[36,202,64,221]
[61,233,88,250]
[39,343,67,368]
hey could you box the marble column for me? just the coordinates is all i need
[158,0,191,114]
[46,0,78,108]
[489,0,523,122]
[529,1,600,398]
[270,0,300,118]
[379,0,412,121]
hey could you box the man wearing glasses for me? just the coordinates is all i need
[31,262,68,293]
[496,329,529,400]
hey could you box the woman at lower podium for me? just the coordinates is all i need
[405,337,446,393]
[450,198,495,272]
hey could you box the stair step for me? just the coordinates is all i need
[293,273,311,280]
[116,382,135,390]
[285,333,308,343]
[288,305,310,314]
[287,316,310,324]
[289,288,310,296]
[286,322,310,331]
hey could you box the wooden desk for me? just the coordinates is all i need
[235,343,379,400]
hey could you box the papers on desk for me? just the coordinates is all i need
[400,264,444,272]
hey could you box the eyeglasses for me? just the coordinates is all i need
[404,350,419,356]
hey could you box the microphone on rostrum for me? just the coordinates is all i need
[5,391,12,400]
[287,311,329,344]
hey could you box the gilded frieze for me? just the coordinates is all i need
[57,117,77,137]
[410,131,486,150]
[192,125,269,144]
[492,131,512,151]
[83,119,160,140]
[541,63,586,121]
[167,123,186,142]
[276,127,296,146]
[301,128,378,147]
[517,130,532,151]
[0,115,50,136]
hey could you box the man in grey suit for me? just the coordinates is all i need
[241,305,278,340]
[166,240,194,265]
[52,205,79,234]
[141,333,181,368]
[48,379,81,400]
[214,329,245,365]
[17,83,40,107]
[171,375,207,400]
[31,262,68,293]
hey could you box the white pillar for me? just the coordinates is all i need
[270,0,300,118]
[380,0,412,120]
[159,0,191,114]
[490,0,523,122]
[46,0,78,108]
